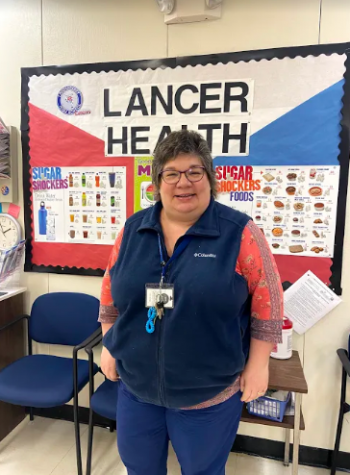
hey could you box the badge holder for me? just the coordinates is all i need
[145,283,174,309]
[145,283,174,334]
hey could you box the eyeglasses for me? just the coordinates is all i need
[160,166,206,185]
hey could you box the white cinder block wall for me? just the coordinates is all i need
[0,0,349,453]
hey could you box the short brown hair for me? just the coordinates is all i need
[152,130,217,199]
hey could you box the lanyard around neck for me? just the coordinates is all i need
[157,234,192,281]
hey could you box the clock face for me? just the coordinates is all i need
[0,215,20,250]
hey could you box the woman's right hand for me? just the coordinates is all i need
[101,346,119,381]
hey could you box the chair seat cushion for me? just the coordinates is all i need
[0,355,98,408]
[91,379,119,421]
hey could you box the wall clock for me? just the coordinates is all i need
[0,213,21,250]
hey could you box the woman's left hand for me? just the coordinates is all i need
[240,359,269,403]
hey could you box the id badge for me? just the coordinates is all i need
[145,283,174,309]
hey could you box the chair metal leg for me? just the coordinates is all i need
[284,429,290,466]
[86,409,95,475]
[73,397,82,475]
[86,344,97,475]
[331,367,348,475]
[73,354,83,475]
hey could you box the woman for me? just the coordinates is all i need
[99,130,283,475]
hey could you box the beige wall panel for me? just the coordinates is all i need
[320,0,350,44]
[168,0,321,58]
[42,0,167,65]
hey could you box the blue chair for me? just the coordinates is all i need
[85,331,119,475]
[0,292,101,475]
[331,336,350,475]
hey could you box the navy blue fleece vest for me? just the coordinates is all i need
[103,199,251,408]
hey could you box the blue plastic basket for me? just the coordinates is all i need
[247,392,291,422]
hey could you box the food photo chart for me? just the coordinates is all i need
[217,165,340,257]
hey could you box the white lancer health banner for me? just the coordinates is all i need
[103,81,253,156]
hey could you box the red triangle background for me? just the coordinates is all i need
[28,103,134,270]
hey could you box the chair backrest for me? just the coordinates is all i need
[29,292,100,346]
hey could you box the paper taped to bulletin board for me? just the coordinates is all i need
[216,165,339,258]
[21,43,350,293]
[32,166,126,244]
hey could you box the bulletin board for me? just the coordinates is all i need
[21,43,350,294]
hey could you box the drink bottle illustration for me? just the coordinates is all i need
[95,174,100,187]
[115,176,122,189]
[109,172,115,188]
[82,192,87,206]
[38,202,47,235]
[96,193,101,207]
[82,173,86,187]
[111,195,115,207]
[69,173,73,187]
[46,211,56,241]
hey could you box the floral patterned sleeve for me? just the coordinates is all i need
[98,228,124,324]
[236,220,283,344]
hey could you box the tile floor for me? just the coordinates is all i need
[0,416,330,475]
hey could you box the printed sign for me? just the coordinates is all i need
[32,166,126,244]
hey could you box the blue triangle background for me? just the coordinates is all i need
[213,80,344,167]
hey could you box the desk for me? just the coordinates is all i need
[0,287,27,442]
[241,351,308,475]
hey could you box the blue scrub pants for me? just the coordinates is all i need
[117,381,243,475]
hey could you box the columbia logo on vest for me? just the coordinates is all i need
[194,253,217,258]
